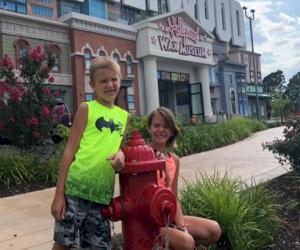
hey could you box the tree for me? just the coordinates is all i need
[262,70,285,96]
[270,91,293,123]
[262,70,293,120]
[0,47,61,148]
[285,72,300,112]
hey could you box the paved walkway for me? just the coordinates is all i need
[0,126,289,250]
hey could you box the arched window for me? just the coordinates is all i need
[84,49,92,72]
[113,53,120,63]
[14,39,30,69]
[99,50,106,56]
[231,91,236,114]
[47,44,61,73]
[125,55,132,76]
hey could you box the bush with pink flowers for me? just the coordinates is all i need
[263,117,300,175]
[0,46,60,148]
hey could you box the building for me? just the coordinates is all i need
[1,0,270,122]
[0,9,73,112]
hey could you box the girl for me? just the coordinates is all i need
[148,107,221,250]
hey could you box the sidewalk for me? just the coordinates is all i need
[0,126,288,250]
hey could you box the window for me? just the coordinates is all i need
[84,49,92,72]
[31,4,53,17]
[231,91,236,114]
[113,53,120,63]
[229,74,233,85]
[46,44,61,73]
[99,50,106,56]
[14,39,29,69]
[127,94,135,112]
[125,55,132,76]
[158,0,168,14]
[0,0,26,13]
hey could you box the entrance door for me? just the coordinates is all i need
[158,80,169,107]
[189,82,204,122]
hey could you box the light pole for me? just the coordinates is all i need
[243,6,260,120]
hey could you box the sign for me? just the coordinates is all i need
[154,16,212,59]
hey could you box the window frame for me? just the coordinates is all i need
[84,49,92,72]
[14,38,30,70]
[46,44,62,73]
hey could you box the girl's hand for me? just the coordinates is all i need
[107,150,125,172]
[155,150,166,160]
[51,194,66,221]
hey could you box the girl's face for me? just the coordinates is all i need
[149,113,173,147]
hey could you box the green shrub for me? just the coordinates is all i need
[180,171,279,250]
[263,117,300,174]
[0,146,61,188]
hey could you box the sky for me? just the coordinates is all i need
[239,0,300,82]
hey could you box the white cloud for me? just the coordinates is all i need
[239,0,300,80]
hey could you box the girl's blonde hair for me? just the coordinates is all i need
[148,107,179,148]
[90,56,122,82]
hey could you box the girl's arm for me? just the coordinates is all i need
[171,154,188,232]
[51,102,88,220]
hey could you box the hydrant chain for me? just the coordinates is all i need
[163,213,171,250]
[110,220,123,250]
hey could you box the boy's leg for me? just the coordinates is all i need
[52,241,70,250]
[81,203,112,249]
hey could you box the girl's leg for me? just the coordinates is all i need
[161,227,195,250]
[52,242,70,250]
[184,215,221,246]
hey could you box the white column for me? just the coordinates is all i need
[143,56,159,114]
[196,65,213,121]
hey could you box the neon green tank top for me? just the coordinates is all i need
[65,100,128,204]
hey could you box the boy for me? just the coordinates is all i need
[51,56,129,250]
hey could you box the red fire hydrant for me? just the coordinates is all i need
[101,130,177,249]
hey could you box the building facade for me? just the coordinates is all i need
[1,0,269,122]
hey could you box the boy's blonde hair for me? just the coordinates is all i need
[90,56,122,82]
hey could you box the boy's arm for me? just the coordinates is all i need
[107,113,131,172]
[120,113,131,148]
[51,103,88,220]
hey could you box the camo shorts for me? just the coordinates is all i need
[53,195,111,249]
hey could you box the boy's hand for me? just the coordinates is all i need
[51,194,66,221]
[107,150,125,173]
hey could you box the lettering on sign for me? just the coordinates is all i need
[155,16,212,59]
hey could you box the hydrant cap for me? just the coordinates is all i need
[127,130,145,146]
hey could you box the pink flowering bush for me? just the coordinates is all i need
[0,46,61,148]
[262,117,300,174]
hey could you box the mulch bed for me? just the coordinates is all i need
[0,173,299,249]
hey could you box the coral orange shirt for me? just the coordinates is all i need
[157,155,176,190]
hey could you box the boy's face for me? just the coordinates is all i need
[90,68,121,107]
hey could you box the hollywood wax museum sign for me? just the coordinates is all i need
[122,0,245,47]
[152,16,212,59]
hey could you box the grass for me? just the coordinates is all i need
[179,171,279,250]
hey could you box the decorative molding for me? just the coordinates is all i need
[124,50,138,63]
[60,12,136,41]
[52,73,72,86]
[1,21,69,44]
[96,46,108,56]
[111,48,124,61]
